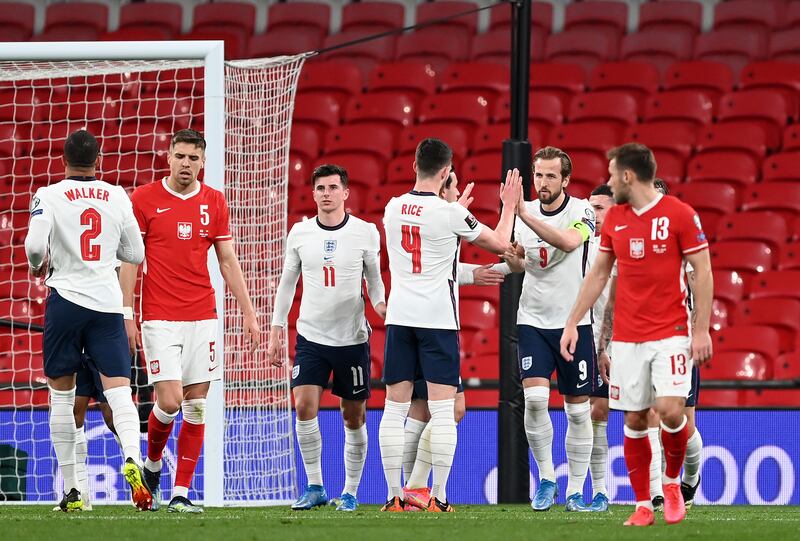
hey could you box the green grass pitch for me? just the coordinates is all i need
[2,505,799,541]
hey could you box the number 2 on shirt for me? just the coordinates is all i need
[80,208,101,261]
[401,224,422,273]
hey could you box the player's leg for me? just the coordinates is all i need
[71,393,91,511]
[329,340,371,511]
[557,325,595,511]
[647,408,665,509]
[681,365,702,508]
[379,325,417,511]
[589,390,610,511]
[420,328,460,512]
[651,336,693,525]
[140,321,183,510]
[403,385,430,484]
[43,291,87,512]
[518,325,557,511]
[610,341,656,526]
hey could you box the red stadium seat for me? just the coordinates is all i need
[490,1,552,34]
[293,93,341,137]
[99,28,171,41]
[462,154,502,185]
[564,1,627,35]
[417,92,490,134]
[367,62,437,105]
[716,211,788,251]
[469,329,500,358]
[620,29,694,75]
[710,240,774,276]
[686,152,759,189]
[672,182,737,235]
[743,388,800,407]
[624,122,694,162]
[694,29,767,76]
[462,355,499,381]
[549,124,621,162]
[416,1,478,36]
[319,31,396,77]
[762,151,800,182]
[717,90,790,150]
[734,298,800,352]
[741,182,800,224]
[471,28,547,64]
[343,93,415,136]
[0,123,29,158]
[193,1,255,38]
[44,2,108,36]
[530,63,586,111]
[396,123,469,160]
[363,184,405,214]
[298,61,363,109]
[395,28,469,73]
[474,123,545,157]
[773,352,800,381]
[769,28,800,63]
[713,326,780,361]
[267,2,330,38]
[313,154,383,189]
[493,91,563,131]
[248,29,321,58]
[386,156,410,184]
[324,125,394,164]
[290,124,320,164]
[567,152,609,190]
[703,351,771,381]
[643,90,713,130]
[664,61,735,106]
[119,1,182,38]
[638,1,702,35]
[748,270,800,301]
[341,1,404,34]
[712,269,746,310]
[713,1,781,34]
[695,122,768,159]
[439,62,510,101]
[545,28,619,74]
[288,187,316,214]
[777,241,800,271]
[740,62,800,118]
[589,62,660,109]
[782,124,800,152]
[460,279,500,304]
[179,29,244,60]
[0,2,35,41]
[567,91,638,128]
[459,299,497,331]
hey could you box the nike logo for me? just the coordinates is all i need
[352,388,367,395]
[673,381,683,386]
[180,456,196,463]
[156,207,171,213]
[576,381,589,389]
[615,225,628,231]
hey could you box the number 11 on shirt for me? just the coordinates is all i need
[401,225,422,273]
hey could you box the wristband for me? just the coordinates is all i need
[122,306,134,320]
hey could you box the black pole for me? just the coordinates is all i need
[498,0,532,504]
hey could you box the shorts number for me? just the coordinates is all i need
[351,366,364,387]
[80,208,102,261]
[670,353,687,375]
[323,265,336,287]
[539,247,548,268]
[401,225,422,273]
[209,341,216,363]
[578,359,587,381]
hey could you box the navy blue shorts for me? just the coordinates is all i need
[591,373,608,399]
[686,365,701,407]
[43,289,131,380]
[383,325,460,387]
[518,324,597,396]
[75,354,106,403]
[291,334,371,400]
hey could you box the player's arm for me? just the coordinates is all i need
[215,240,261,353]
[116,222,144,265]
[596,274,617,384]
[363,225,387,318]
[267,232,302,367]
[119,262,140,354]
[458,262,505,286]
[24,190,52,276]
[685,249,713,364]
[560,249,616,361]
[467,169,522,254]
[516,193,591,253]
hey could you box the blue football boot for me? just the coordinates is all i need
[335,493,358,512]
[565,493,590,512]
[291,485,328,510]
[588,492,610,512]
[531,479,558,511]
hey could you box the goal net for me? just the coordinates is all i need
[0,43,305,505]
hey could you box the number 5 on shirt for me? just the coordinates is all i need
[401,224,422,273]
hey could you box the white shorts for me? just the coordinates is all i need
[608,335,693,412]
[141,319,221,385]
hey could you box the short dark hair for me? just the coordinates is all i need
[654,178,669,195]
[415,138,452,178]
[171,129,206,151]
[607,143,657,182]
[591,184,614,197]
[64,130,99,168]
[533,146,572,179]
[312,163,348,188]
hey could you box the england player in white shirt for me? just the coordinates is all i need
[267,164,386,512]
[498,146,598,512]
[379,138,520,512]
[24,130,151,512]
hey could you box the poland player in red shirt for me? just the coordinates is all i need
[560,144,713,527]
[120,129,260,513]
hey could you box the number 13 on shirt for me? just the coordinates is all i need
[401,224,422,273]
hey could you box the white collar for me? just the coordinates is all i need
[632,193,663,216]
[161,177,200,200]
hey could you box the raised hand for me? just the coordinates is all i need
[458,180,475,209]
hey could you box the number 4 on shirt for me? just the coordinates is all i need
[401,224,422,273]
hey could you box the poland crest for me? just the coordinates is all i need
[178,222,192,240]
[630,238,645,259]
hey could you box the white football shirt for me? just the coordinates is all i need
[516,194,595,329]
[272,214,384,347]
[28,178,140,313]
[384,191,483,330]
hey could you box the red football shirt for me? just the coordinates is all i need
[132,178,232,321]
[599,194,708,343]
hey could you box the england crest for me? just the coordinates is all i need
[178,222,192,240]
[521,356,533,371]
[630,238,645,259]
[324,239,337,255]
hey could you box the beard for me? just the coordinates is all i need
[538,186,562,205]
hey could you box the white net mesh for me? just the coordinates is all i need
[0,51,306,504]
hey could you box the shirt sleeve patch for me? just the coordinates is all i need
[464,213,479,230]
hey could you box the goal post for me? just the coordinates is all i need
[0,41,306,506]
